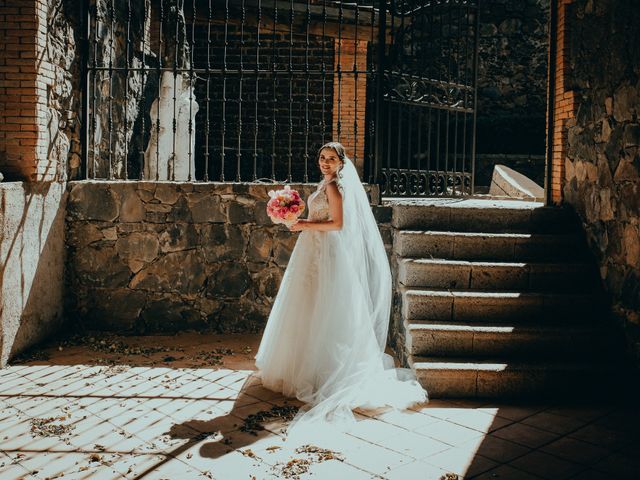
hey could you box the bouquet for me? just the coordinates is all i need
[266,185,305,227]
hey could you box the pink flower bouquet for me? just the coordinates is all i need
[266,186,305,227]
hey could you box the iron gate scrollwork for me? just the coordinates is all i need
[377,0,479,197]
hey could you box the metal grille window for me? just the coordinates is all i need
[82,0,479,196]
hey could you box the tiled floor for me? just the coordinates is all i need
[1,332,638,479]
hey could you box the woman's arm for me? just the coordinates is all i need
[290,182,343,232]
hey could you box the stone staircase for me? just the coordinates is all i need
[389,199,628,399]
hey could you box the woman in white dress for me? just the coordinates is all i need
[254,142,427,440]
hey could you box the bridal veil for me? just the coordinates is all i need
[256,154,428,444]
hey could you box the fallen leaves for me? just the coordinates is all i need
[271,444,344,479]
[29,416,75,438]
[240,405,299,435]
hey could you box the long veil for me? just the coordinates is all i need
[282,156,428,444]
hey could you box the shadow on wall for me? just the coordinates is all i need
[0,181,67,367]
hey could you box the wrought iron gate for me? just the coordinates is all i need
[81,0,478,196]
[376,0,479,196]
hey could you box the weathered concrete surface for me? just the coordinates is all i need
[489,164,544,201]
[0,182,67,367]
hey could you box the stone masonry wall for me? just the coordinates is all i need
[476,0,550,157]
[65,181,386,334]
[561,0,640,365]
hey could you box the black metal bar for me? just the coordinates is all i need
[124,0,131,179]
[156,0,163,180]
[204,0,212,181]
[353,1,359,165]
[80,0,90,180]
[108,0,115,179]
[237,0,245,182]
[461,3,469,188]
[336,0,343,141]
[139,2,147,180]
[471,2,479,195]
[373,0,386,186]
[252,0,261,181]
[287,0,293,182]
[270,0,277,180]
[367,3,375,184]
[220,0,229,181]
[91,2,99,179]
[172,1,180,181]
[189,0,196,181]
[320,0,327,144]
[303,0,310,182]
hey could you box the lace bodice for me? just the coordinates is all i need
[307,177,343,222]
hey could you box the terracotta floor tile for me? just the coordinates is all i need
[471,464,544,480]
[492,421,559,449]
[591,452,640,478]
[489,403,549,422]
[423,445,500,477]
[568,423,635,451]
[540,436,611,466]
[521,411,590,435]
[0,451,32,479]
[508,450,585,480]
[5,333,637,480]
[412,419,486,447]
[372,408,441,432]
[306,457,379,479]
[385,459,450,480]
[346,417,409,446]
[4,451,128,480]
[545,405,613,423]
[457,434,530,464]
[342,440,414,476]
[382,429,450,460]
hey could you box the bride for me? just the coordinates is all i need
[254,142,428,440]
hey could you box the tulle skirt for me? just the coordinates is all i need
[254,229,428,442]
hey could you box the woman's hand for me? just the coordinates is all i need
[289,219,308,232]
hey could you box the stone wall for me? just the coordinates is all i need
[561,0,640,365]
[65,181,385,334]
[477,0,549,156]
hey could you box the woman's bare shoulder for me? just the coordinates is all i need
[324,177,344,196]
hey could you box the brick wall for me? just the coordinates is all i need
[0,0,78,182]
[548,0,578,204]
[332,39,368,175]
[0,0,41,180]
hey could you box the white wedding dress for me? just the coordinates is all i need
[254,157,427,442]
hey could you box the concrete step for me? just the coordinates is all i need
[398,258,597,291]
[391,201,580,233]
[394,231,589,261]
[401,288,601,322]
[410,356,625,398]
[406,320,615,357]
